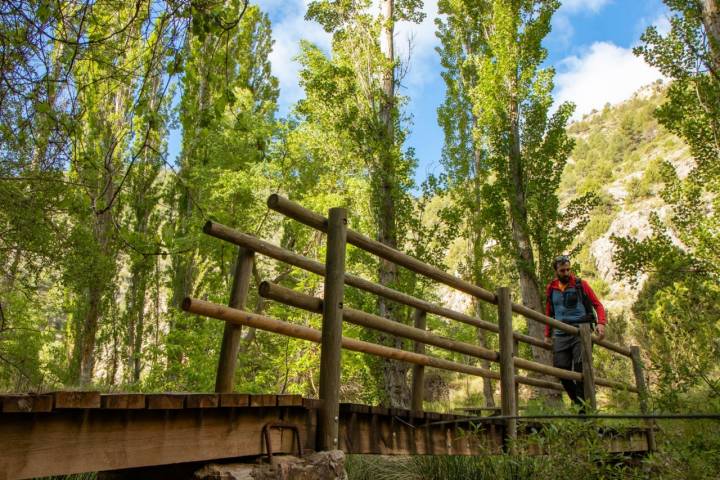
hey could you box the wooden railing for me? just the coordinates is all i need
[181,195,655,451]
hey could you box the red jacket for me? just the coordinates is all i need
[544,275,606,337]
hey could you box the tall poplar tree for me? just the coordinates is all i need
[612,0,720,400]
[303,0,424,407]
[165,4,279,389]
[437,0,586,373]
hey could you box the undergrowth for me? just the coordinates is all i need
[346,418,720,480]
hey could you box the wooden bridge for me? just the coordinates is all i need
[0,196,654,479]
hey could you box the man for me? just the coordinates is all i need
[544,255,606,409]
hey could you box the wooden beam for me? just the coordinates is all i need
[631,345,656,451]
[185,394,219,409]
[259,282,613,386]
[182,297,563,391]
[204,221,549,351]
[266,195,635,358]
[54,391,100,409]
[219,393,249,407]
[497,287,517,447]
[183,297,496,378]
[0,405,311,480]
[318,207,347,451]
[411,309,427,412]
[215,247,255,393]
[1,394,53,413]
[147,394,185,409]
[580,324,597,410]
[259,281,499,362]
[100,394,146,409]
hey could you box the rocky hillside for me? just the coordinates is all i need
[562,81,691,313]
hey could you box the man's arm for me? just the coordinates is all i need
[581,280,606,338]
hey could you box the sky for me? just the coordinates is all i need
[171,0,671,185]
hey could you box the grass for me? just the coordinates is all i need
[346,418,720,480]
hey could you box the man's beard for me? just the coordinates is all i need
[558,274,570,283]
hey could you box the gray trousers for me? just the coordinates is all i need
[553,334,584,405]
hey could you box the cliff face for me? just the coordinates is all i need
[562,81,690,312]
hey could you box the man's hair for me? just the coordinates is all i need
[553,255,571,270]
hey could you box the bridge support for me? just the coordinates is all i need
[215,247,254,393]
[497,287,517,449]
[411,308,427,412]
[631,346,657,451]
[579,324,597,411]
[318,208,347,451]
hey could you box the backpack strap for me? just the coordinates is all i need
[546,283,555,318]
[575,277,597,324]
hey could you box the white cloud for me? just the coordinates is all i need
[256,0,332,112]
[554,42,665,119]
[394,0,442,92]
[651,12,672,36]
[257,0,442,111]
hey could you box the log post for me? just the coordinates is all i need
[411,309,427,412]
[513,338,520,408]
[579,324,597,411]
[497,287,516,448]
[318,208,347,451]
[630,345,657,451]
[215,247,255,393]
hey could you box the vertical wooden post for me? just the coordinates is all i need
[513,338,520,409]
[318,207,347,451]
[215,247,255,393]
[579,324,597,411]
[411,309,427,412]
[497,287,517,447]
[630,345,657,451]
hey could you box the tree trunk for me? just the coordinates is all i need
[127,261,149,383]
[470,143,495,408]
[507,91,560,402]
[167,186,195,382]
[475,315,496,408]
[376,0,410,409]
[703,0,720,71]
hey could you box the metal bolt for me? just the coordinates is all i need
[334,416,338,422]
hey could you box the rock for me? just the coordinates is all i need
[195,451,348,480]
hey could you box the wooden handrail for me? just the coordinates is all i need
[182,297,564,391]
[266,195,633,358]
[259,282,637,391]
[203,220,548,351]
[260,281,499,362]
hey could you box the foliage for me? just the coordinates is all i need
[611,0,720,403]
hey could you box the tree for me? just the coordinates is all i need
[164,4,279,389]
[613,0,720,400]
[302,0,424,408]
[436,1,586,378]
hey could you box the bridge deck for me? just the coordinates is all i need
[0,392,650,480]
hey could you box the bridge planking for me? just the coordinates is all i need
[0,391,651,480]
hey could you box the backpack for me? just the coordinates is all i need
[547,277,597,325]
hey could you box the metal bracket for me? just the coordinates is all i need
[261,421,303,460]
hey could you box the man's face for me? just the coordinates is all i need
[555,262,571,283]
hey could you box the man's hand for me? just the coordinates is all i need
[596,324,605,340]
[544,336,552,346]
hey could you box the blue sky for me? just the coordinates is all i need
[171,1,670,184]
